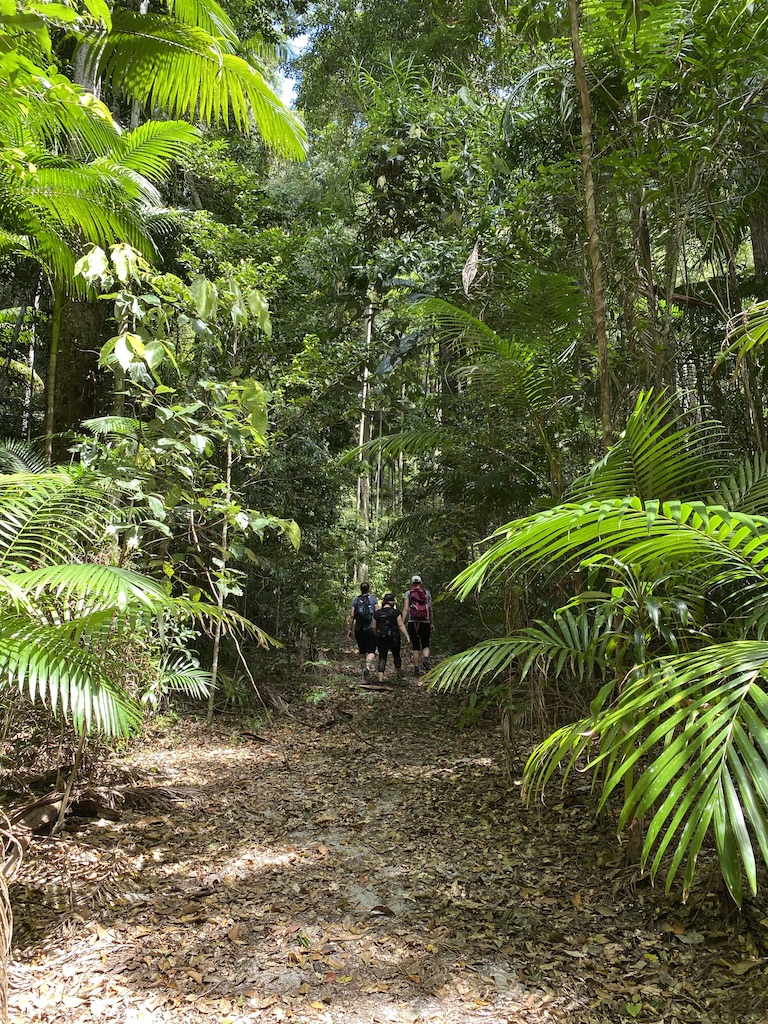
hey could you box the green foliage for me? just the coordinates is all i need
[434,390,768,902]
[0,470,221,735]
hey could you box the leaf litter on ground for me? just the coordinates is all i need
[6,658,768,1024]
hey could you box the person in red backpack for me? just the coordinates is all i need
[402,574,434,677]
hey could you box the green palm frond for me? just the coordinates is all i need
[717,300,768,371]
[416,297,505,350]
[339,426,450,467]
[12,563,170,613]
[165,0,239,46]
[1,75,121,157]
[0,439,47,474]
[0,473,112,571]
[0,614,142,735]
[711,452,768,515]
[525,641,768,904]
[453,497,768,604]
[568,390,725,501]
[0,156,162,284]
[431,609,610,693]
[83,13,307,158]
[82,416,141,438]
[110,120,201,182]
[143,655,212,706]
[421,299,556,411]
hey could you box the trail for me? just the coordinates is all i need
[7,672,766,1023]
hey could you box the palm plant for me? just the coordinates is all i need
[0,469,229,736]
[431,389,768,903]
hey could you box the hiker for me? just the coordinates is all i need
[402,574,434,677]
[347,581,379,680]
[374,593,410,684]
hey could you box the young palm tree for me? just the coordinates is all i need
[0,468,239,736]
[432,389,768,904]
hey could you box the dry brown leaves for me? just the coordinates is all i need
[6,668,768,1024]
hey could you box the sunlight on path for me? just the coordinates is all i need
[7,682,755,1024]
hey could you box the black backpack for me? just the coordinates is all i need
[378,605,399,639]
[354,594,373,628]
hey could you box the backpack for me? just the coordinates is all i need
[408,585,430,621]
[354,594,373,628]
[378,606,399,639]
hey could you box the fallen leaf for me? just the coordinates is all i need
[731,960,761,975]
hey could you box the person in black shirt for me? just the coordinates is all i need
[373,593,409,684]
[347,582,379,679]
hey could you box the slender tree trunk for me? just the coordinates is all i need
[44,285,65,463]
[355,300,374,583]
[750,205,768,300]
[22,275,43,440]
[726,242,768,451]
[207,328,237,727]
[568,0,612,450]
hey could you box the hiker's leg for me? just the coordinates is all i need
[393,641,403,681]
[421,624,432,671]
[361,631,376,679]
[366,632,377,675]
[355,629,366,673]
[407,623,421,671]
[377,643,387,682]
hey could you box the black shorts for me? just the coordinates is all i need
[407,621,431,650]
[355,627,377,655]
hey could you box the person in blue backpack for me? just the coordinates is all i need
[402,574,434,677]
[374,593,410,685]
[347,581,379,680]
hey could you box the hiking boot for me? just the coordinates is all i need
[413,666,421,678]
[362,667,371,681]
[422,656,431,673]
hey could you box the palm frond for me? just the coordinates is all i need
[526,641,768,904]
[165,0,239,46]
[711,451,768,515]
[568,390,725,502]
[717,302,768,373]
[144,655,212,705]
[82,416,141,438]
[430,609,610,693]
[0,473,112,571]
[12,563,170,613]
[83,13,307,158]
[451,497,768,615]
[110,120,200,182]
[0,615,142,735]
[0,439,47,474]
[338,426,450,467]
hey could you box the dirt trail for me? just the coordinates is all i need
[7,675,767,1023]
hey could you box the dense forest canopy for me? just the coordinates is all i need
[2,0,768,920]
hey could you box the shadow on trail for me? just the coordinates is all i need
[9,679,768,1024]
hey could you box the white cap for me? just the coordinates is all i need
[411,575,422,583]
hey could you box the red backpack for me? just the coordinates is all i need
[409,585,430,621]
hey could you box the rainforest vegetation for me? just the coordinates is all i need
[3,0,768,1019]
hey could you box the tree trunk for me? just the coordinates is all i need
[568,0,612,450]
[44,285,65,463]
[51,297,108,447]
[22,275,43,440]
[750,204,768,300]
[355,300,374,582]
